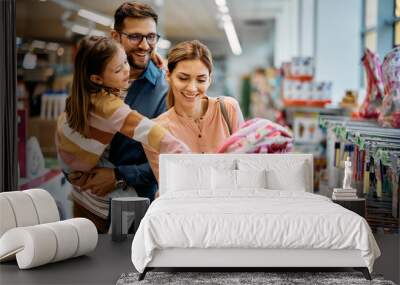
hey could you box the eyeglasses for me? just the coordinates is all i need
[119,32,160,45]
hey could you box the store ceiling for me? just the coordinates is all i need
[17,0,279,53]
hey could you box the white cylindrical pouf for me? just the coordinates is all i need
[0,192,39,227]
[0,226,57,269]
[24,189,60,224]
[0,218,97,269]
[0,196,17,237]
[65,218,98,257]
[42,221,79,262]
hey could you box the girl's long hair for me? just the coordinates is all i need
[65,36,119,137]
[166,40,213,109]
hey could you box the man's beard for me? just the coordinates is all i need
[127,47,153,70]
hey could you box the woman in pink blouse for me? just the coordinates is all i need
[144,40,244,181]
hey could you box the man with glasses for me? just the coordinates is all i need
[68,2,168,232]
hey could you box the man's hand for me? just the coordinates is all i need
[78,168,116,197]
[68,171,90,189]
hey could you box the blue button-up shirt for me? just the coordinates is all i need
[109,61,168,200]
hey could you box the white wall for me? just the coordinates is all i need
[274,0,300,66]
[314,0,362,103]
[225,22,275,99]
[299,0,315,57]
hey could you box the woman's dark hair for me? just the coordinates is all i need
[166,40,213,109]
[65,36,120,137]
[114,1,158,32]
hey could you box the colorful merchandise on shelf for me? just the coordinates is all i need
[250,69,277,121]
[40,90,68,120]
[17,109,27,178]
[293,113,324,144]
[359,49,384,119]
[218,118,293,154]
[290,56,314,78]
[281,57,332,107]
[379,46,400,128]
[340,90,358,109]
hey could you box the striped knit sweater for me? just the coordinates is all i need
[56,90,180,172]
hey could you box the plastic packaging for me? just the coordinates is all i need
[379,46,400,128]
[359,49,385,119]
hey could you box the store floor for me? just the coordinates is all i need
[0,233,397,285]
[373,233,400,284]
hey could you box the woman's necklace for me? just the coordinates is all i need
[175,97,209,132]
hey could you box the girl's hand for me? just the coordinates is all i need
[151,51,164,69]
[159,133,191,154]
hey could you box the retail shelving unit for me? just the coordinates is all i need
[320,115,400,233]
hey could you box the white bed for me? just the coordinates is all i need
[131,154,380,280]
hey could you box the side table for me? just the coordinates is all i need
[111,197,150,241]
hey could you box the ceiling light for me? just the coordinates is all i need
[31,40,46,49]
[221,14,232,23]
[46,42,59,51]
[71,24,90,35]
[57,47,65,57]
[78,9,113,27]
[223,20,242,55]
[214,0,226,7]
[214,1,242,56]
[70,23,107,37]
[89,29,107,37]
[218,5,229,14]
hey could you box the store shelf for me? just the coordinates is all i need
[285,105,344,115]
[283,99,331,108]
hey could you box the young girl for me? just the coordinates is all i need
[56,36,188,175]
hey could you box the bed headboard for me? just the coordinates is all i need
[159,154,314,194]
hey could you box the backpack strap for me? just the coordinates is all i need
[217,96,232,135]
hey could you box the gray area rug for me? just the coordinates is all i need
[116,271,396,285]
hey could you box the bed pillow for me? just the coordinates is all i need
[167,162,211,191]
[236,169,267,189]
[211,168,237,190]
[265,162,307,191]
[238,159,308,191]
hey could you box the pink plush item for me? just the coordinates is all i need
[378,46,400,128]
[359,49,385,119]
[217,118,293,154]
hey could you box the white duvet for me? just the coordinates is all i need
[131,190,380,273]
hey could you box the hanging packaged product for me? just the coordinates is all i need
[379,46,400,128]
[359,49,385,119]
